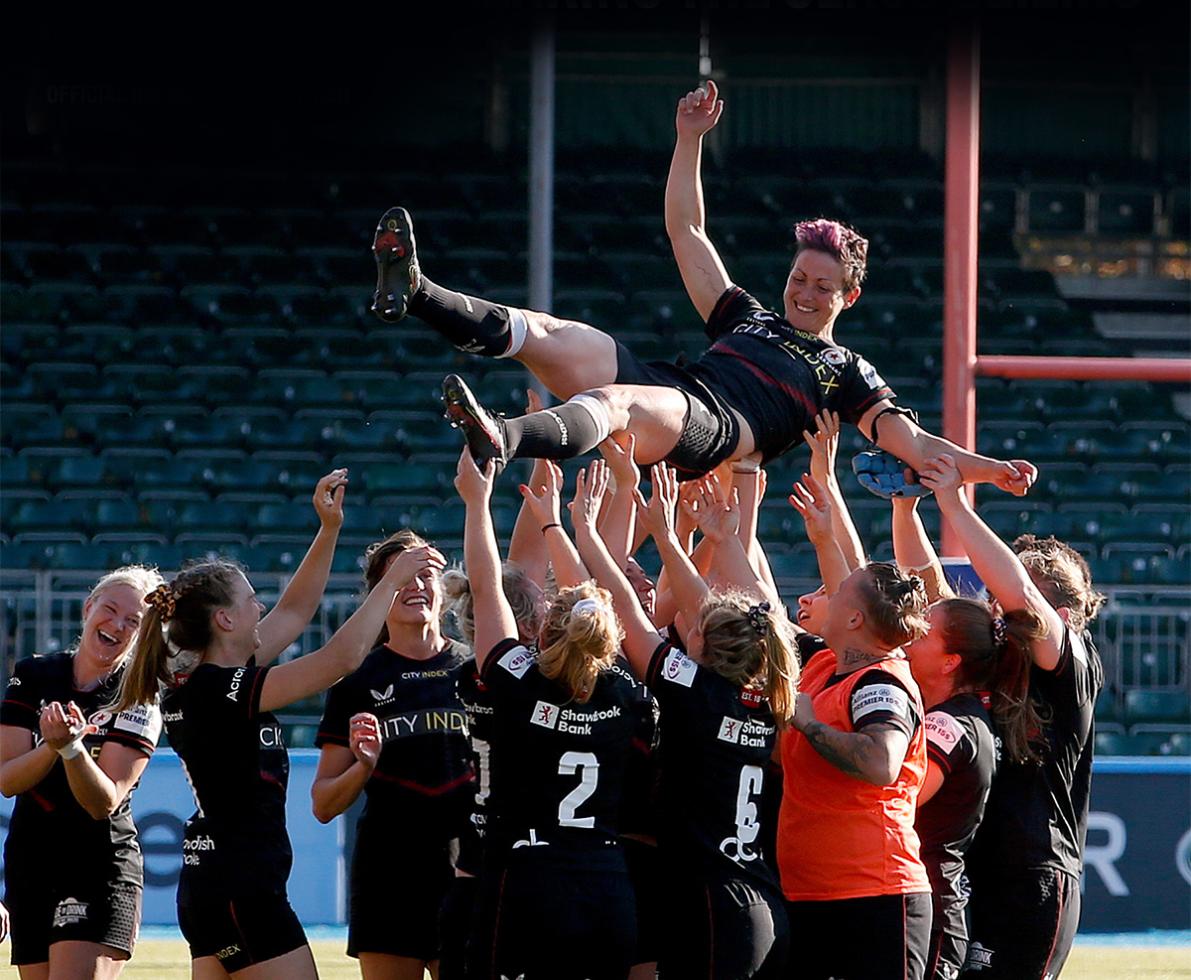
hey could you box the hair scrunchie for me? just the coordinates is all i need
[746,601,772,636]
[571,597,609,618]
[145,584,177,622]
[991,616,1008,650]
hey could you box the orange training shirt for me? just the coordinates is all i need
[777,648,930,901]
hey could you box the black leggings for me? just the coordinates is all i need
[962,869,1080,979]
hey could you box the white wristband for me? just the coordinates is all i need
[57,736,86,760]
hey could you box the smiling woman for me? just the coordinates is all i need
[0,564,164,979]
[310,530,475,980]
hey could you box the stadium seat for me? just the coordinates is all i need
[1096,186,1157,234]
[1026,184,1087,233]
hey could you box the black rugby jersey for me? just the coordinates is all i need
[455,657,493,874]
[617,658,661,841]
[1,653,161,885]
[162,660,292,892]
[647,642,780,888]
[316,642,474,837]
[915,693,997,917]
[479,639,642,855]
[968,626,1102,879]
[687,286,895,462]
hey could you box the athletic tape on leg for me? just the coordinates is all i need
[497,307,529,359]
[569,394,613,445]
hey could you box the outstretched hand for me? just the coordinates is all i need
[676,80,724,139]
[313,468,349,530]
[788,473,835,546]
[598,431,640,493]
[918,453,964,500]
[688,473,740,543]
[633,463,680,541]
[454,447,496,505]
[519,460,565,530]
[573,460,610,531]
[804,410,841,487]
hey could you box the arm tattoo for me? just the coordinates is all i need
[801,719,873,780]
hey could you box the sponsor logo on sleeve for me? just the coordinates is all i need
[860,360,887,389]
[7,676,19,687]
[88,710,113,730]
[661,650,697,688]
[216,945,242,962]
[498,645,536,679]
[925,711,963,754]
[530,701,560,730]
[114,703,163,743]
[821,347,847,367]
[851,683,911,722]
[226,666,247,702]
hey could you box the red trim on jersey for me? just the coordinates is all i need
[368,769,474,797]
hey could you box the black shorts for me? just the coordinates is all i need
[439,874,479,980]
[963,868,1080,979]
[785,891,932,980]
[623,837,662,965]
[468,846,637,980]
[7,875,140,966]
[349,829,454,959]
[614,341,740,478]
[177,886,307,972]
[661,872,788,980]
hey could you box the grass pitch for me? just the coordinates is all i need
[0,939,1187,978]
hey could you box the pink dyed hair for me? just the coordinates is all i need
[794,218,869,292]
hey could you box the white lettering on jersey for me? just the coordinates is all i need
[851,683,912,723]
[7,676,19,687]
[661,649,697,688]
[925,711,964,755]
[497,645,535,679]
[530,701,560,730]
[226,667,246,702]
[113,703,163,744]
[717,717,742,744]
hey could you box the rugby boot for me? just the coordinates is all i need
[371,206,421,322]
[442,374,509,472]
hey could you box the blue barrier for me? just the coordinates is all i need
[0,751,1186,930]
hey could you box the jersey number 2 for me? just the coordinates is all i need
[558,750,599,829]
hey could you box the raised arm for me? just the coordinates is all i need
[518,460,589,589]
[731,463,780,600]
[636,465,712,627]
[597,432,640,569]
[891,496,954,605]
[861,403,1037,498]
[665,80,733,321]
[689,474,775,605]
[920,454,1065,670]
[789,474,850,596]
[457,448,519,665]
[508,391,551,588]
[256,469,348,665]
[259,544,445,712]
[572,464,664,679]
[806,411,866,571]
